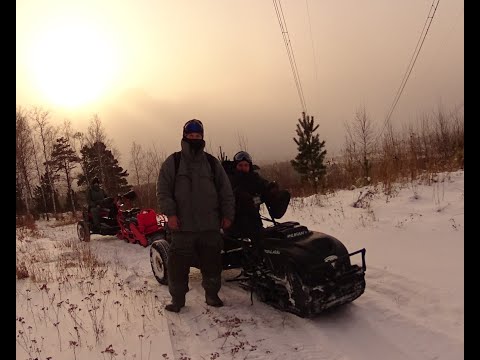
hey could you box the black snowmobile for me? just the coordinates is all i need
[150,187,366,318]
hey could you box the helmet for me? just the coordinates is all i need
[233,151,252,164]
[183,119,204,137]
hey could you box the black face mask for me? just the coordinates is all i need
[234,170,254,180]
[184,138,205,153]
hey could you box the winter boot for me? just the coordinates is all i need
[205,293,224,307]
[165,297,185,313]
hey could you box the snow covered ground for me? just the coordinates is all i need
[16,170,464,360]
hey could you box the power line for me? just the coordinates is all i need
[274,0,307,113]
[273,0,308,113]
[376,0,441,142]
[305,0,319,82]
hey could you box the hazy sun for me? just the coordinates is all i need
[28,19,120,108]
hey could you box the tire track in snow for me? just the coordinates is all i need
[307,299,463,360]
[164,282,345,360]
[365,265,464,342]
[83,228,463,360]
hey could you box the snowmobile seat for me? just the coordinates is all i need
[263,221,311,245]
[293,232,341,254]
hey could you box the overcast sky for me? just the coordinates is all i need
[16,0,464,163]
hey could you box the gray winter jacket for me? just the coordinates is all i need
[156,140,235,232]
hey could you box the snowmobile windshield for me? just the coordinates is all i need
[265,190,291,219]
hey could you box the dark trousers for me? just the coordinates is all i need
[167,231,223,302]
[90,206,101,227]
[229,215,265,256]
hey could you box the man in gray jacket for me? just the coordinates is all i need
[157,119,235,313]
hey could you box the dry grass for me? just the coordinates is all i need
[16,225,43,242]
[16,226,104,282]
[259,106,463,199]
[16,237,168,359]
[48,212,81,227]
[16,260,29,280]
[16,214,37,230]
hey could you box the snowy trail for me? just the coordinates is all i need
[17,172,463,359]
[83,230,463,360]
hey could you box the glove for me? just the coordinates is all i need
[267,181,279,193]
[167,215,180,230]
[237,191,254,208]
[221,218,232,230]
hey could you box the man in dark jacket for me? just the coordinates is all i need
[87,177,107,230]
[226,151,278,258]
[156,119,235,313]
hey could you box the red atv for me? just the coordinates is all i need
[77,190,167,247]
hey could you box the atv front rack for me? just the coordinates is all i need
[324,248,367,272]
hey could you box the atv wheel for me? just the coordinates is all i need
[147,232,165,246]
[77,221,91,242]
[150,239,169,285]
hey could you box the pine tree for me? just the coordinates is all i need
[77,141,130,196]
[48,137,80,213]
[291,112,327,192]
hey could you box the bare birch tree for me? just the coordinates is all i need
[129,141,145,206]
[62,119,79,212]
[30,106,59,216]
[16,107,34,215]
[236,131,248,152]
[345,107,376,183]
[85,114,109,185]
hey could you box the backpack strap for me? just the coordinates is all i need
[173,151,181,176]
[172,151,218,194]
[205,152,217,178]
[173,151,216,177]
